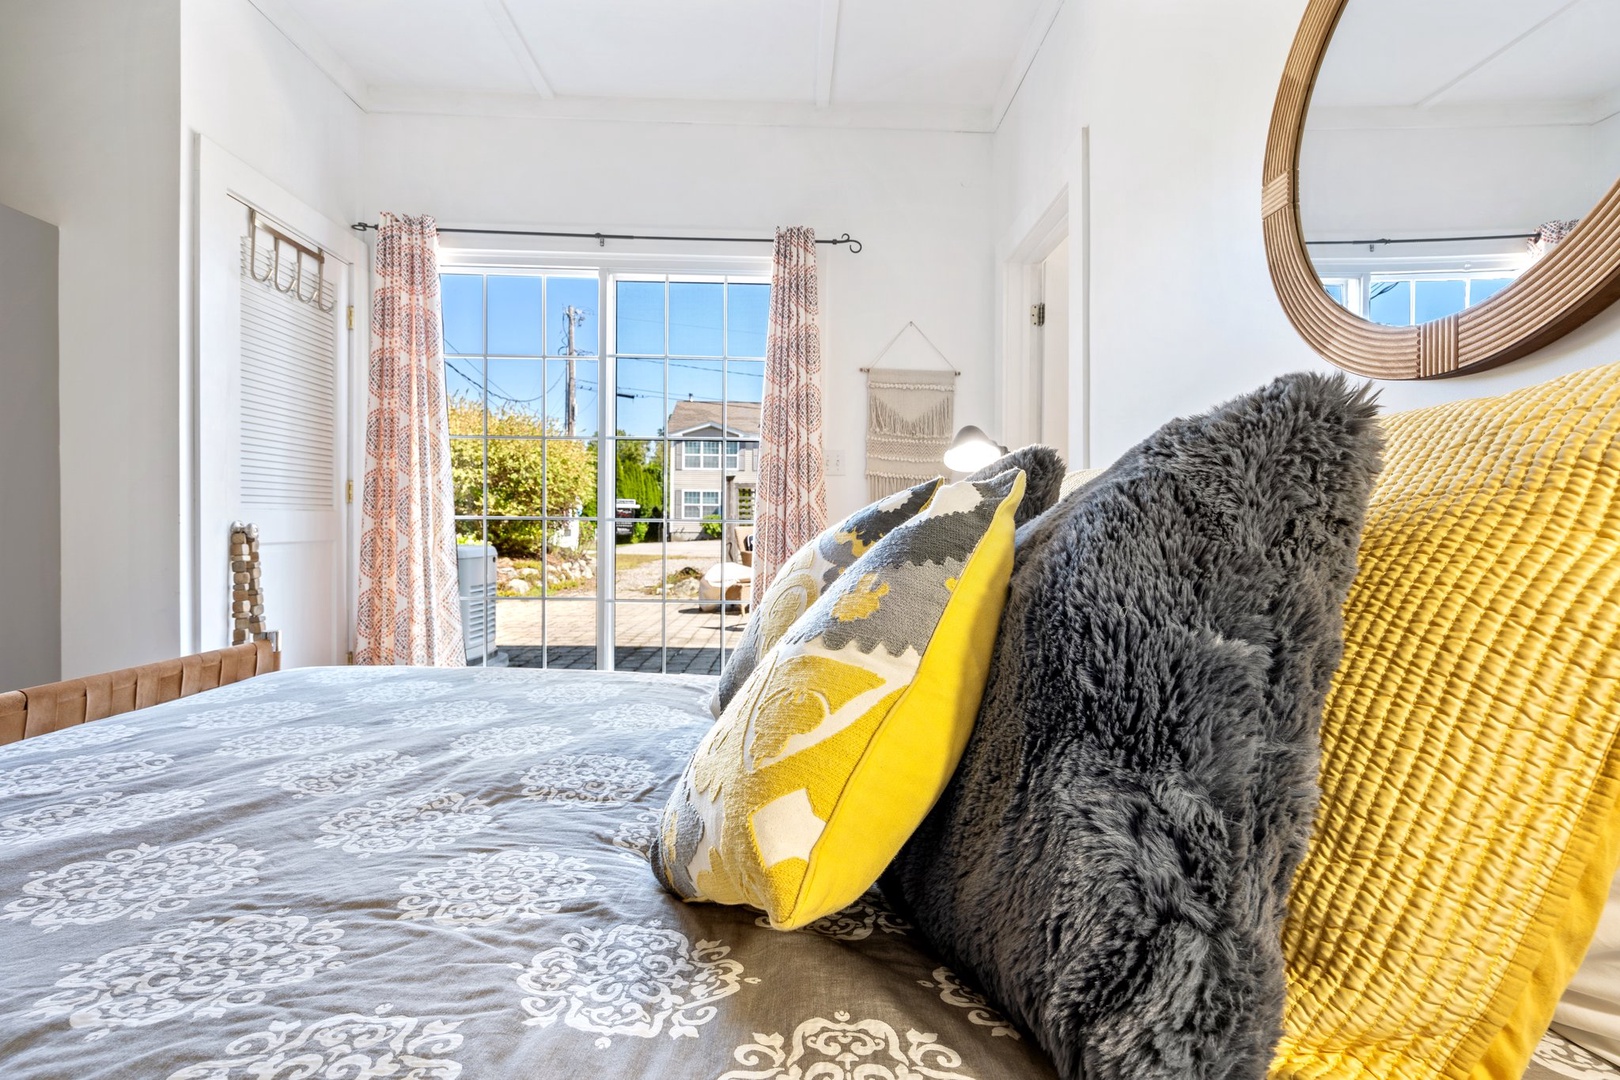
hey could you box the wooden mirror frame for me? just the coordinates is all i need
[1263,0,1620,379]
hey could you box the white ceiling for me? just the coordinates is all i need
[250,0,1063,131]
[1311,0,1620,122]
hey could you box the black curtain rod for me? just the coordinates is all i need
[350,221,862,254]
[1307,232,1535,247]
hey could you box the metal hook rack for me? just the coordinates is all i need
[248,209,337,313]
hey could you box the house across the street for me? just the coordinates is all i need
[666,398,760,541]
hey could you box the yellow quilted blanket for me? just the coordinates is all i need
[1274,362,1620,1080]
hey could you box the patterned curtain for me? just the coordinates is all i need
[753,226,828,603]
[1530,219,1581,260]
[355,213,465,667]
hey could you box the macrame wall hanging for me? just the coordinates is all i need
[863,322,961,500]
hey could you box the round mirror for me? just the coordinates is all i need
[1264,0,1620,379]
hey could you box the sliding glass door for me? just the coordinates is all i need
[441,262,769,673]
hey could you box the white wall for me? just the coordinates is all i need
[180,0,363,234]
[0,0,183,679]
[0,0,366,675]
[362,113,994,519]
[1598,114,1620,205]
[0,202,61,689]
[178,0,365,652]
[993,0,1620,468]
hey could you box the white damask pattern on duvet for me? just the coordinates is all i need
[1532,1035,1620,1079]
[214,726,366,759]
[260,750,422,797]
[0,790,211,849]
[513,922,753,1046]
[398,849,595,927]
[719,1012,974,1080]
[449,725,570,759]
[0,724,137,757]
[520,754,657,808]
[757,890,911,941]
[2,839,263,932]
[0,750,173,798]
[918,968,1020,1039]
[316,791,496,857]
[167,1007,464,1080]
[610,672,715,690]
[188,679,277,702]
[177,701,319,730]
[31,911,343,1039]
[304,666,410,685]
[345,681,454,705]
[589,702,702,733]
[389,699,510,729]
[520,680,625,707]
[609,808,660,862]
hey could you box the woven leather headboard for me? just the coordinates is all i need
[0,639,280,746]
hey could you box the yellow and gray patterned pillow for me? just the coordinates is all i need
[653,469,1026,929]
[710,479,942,717]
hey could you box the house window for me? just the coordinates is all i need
[683,440,722,469]
[442,264,769,676]
[682,490,722,520]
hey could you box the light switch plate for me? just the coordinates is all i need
[826,450,846,476]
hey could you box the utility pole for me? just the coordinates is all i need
[562,305,585,437]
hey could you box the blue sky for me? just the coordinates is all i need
[442,273,768,439]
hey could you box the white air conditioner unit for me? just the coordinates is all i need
[457,544,498,663]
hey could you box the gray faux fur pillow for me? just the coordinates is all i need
[965,445,1065,527]
[883,373,1382,1080]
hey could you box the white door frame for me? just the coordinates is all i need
[998,127,1091,469]
[1000,188,1071,456]
[192,138,367,662]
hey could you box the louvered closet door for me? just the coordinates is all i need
[195,143,361,668]
[235,236,348,669]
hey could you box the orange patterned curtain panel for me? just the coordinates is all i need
[753,226,829,603]
[355,213,465,667]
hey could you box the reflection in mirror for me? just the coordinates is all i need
[1299,0,1620,328]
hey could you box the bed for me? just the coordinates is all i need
[0,664,1059,1079]
[0,662,1610,1079]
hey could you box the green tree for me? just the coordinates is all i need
[450,394,595,558]
[615,435,664,518]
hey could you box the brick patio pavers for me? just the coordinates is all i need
[492,597,746,675]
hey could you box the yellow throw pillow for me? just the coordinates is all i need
[1274,361,1620,1080]
[653,469,1026,929]
[711,478,942,717]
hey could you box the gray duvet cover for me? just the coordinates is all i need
[0,666,1059,1080]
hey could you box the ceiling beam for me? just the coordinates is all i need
[244,0,371,111]
[1311,98,1620,132]
[991,0,1065,131]
[815,0,842,108]
[483,0,556,100]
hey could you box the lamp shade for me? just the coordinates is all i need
[942,425,1006,473]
